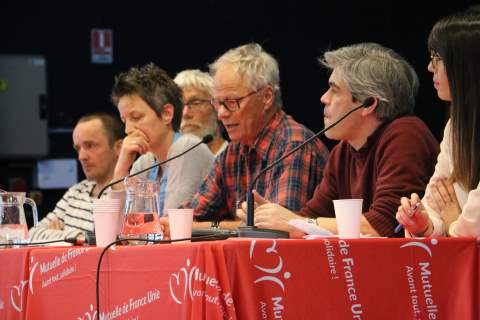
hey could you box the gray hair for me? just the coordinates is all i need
[209,43,283,108]
[319,43,419,122]
[174,69,214,97]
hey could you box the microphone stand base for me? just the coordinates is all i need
[237,226,289,239]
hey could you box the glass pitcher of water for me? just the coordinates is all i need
[120,176,163,245]
[0,192,39,244]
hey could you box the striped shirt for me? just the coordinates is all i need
[29,180,108,241]
[188,110,329,220]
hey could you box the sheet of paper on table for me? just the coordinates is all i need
[288,219,335,237]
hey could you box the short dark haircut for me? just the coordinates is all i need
[111,63,183,131]
[77,112,125,146]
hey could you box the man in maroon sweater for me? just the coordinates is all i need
[237,43,439,237]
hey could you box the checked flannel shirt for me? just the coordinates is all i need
[187,110,329,221]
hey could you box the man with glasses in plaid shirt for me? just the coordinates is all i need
[181,43,329,231]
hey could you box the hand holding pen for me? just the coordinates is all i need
[394,202,420,233]
[395,193,432,236]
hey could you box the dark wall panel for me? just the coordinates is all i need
[0,0,474,213]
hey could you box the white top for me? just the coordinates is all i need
[424,120,480,237]
[214,140,229,157]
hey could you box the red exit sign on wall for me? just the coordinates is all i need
[91,29,113,64]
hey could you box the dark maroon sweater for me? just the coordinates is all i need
[299,116,439,236]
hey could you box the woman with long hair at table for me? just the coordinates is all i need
[396,10,480,237]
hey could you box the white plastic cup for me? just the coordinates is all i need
[333,199,363,239]
[93,198,122,247]
[168,209,194,242]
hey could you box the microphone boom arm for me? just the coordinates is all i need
[97,134,213,199]
[245,98,374,227]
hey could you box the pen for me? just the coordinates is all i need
[410,202,421,214]
[394,202,421,233]
[394,223,404,233]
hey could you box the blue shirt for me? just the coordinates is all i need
[148,132,182,216]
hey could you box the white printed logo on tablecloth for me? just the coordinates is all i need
[9,280,28,312]
[400,238,439,319]
[77,304,97,320]
[29,247,90,295]
[5,256,39,314]
[322,239,364,318]
[76,288,161,320]
[249,239,291,319]
[168,258,235,318]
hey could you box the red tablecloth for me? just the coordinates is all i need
[0,247,32,320]
[0,237,478,319]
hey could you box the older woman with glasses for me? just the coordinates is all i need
[396,10,480,238]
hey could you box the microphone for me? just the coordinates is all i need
[97,134,213,198]
[240,97,375,238]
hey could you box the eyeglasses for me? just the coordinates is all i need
[430,52,443,69]
[211,87,263,113]
[184,99,213,111]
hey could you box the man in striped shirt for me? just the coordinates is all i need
[29,113,124,243]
